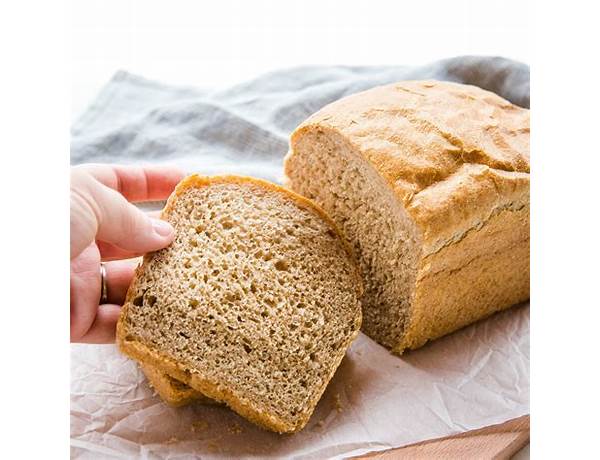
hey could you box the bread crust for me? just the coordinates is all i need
[117,174,363,433]
[286,80,530,353]
[140,363,216,407]
[291,80,529,251]
[401,205,530,351]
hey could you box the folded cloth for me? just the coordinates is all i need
[71,55,529,185]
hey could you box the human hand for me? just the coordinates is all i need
[70,164,185,343]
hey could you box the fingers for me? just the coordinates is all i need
[81,164,185,202]
[75,304,122,344]
[96,211,163,261]
[104,259,139,304]
[70,244,102,342]
[71,168,177,257]
[94,185,175,252]
[71,247,138,344]
[96,241,140,261]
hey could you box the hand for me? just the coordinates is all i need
[70,164,185,343]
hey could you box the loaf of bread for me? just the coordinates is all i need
[117,175,362,433]
[140,363,214,406]
[284,80,529,354]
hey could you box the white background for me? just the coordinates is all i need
[71,0,531,117]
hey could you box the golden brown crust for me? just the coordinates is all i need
[117,174,362,433]
[292,80,530,250]
[288,80,530,353]
[407,165,529,256]
[140,363,215,407]
[399,206,530,351]
[119,323,293,431]
[120,318,358,433]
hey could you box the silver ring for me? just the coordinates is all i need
[100,262,108,304]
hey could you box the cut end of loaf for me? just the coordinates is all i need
[285,80,530,354]
[285,127,422,351]
[117,175,362,433]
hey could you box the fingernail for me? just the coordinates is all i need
[152,219,174,238]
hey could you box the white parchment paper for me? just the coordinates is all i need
[70,303,529,459]
[70,60,530,459]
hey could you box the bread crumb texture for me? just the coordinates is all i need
[285,80,529,353]
[118,175,362,433]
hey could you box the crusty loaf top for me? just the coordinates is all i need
[291,80,530,256]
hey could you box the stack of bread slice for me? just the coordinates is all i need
[140,363,214,407]
[117,175,363,433]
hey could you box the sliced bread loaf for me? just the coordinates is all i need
[284,80,529,354]
[140,363,214,407]
[117,175,362,433]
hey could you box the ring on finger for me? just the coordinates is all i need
[100,262,108,304]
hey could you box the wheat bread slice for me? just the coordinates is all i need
[140,363,217,407]
[128,259,212,407]
[117,175,362,433]
[124,263,210,407]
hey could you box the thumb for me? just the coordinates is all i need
[72,174,175,256]
[96,185,175,253]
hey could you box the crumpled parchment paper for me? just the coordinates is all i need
[71,303,529,459]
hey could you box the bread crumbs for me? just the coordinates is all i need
[165,437,179,444]
[228,422,243,434]
[334,393,343,412]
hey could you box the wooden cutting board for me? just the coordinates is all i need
[353,415,530,459]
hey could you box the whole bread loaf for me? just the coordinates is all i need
[284,80,529,354]
[117,175,362,433]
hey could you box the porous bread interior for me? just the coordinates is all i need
[285,128,421,349]
[121,179,361,432]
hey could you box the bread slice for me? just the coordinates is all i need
[140,363,215,407]
[284,80,529,354]
[117,175,362,433]
[128,258,212,407]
